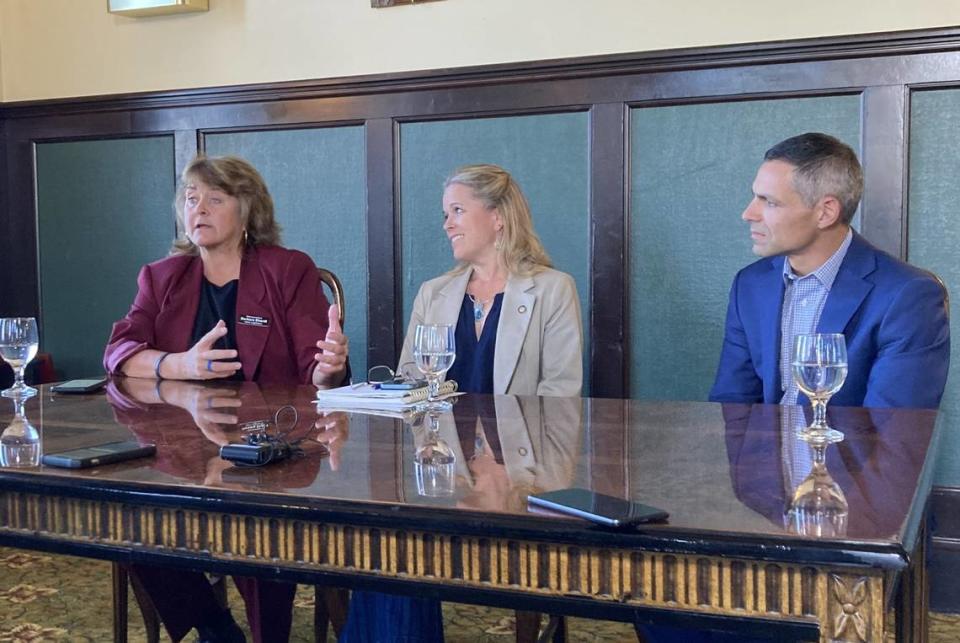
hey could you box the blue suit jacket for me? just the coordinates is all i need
[709,232,950,409]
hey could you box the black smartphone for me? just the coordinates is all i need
[50,378,108,394]
[527,488,668,527]
[378,378,427,390]
[41,441,156,469]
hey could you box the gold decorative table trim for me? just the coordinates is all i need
[0,491,892,642]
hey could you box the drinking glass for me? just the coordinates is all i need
[0,317,39,399]
[0,397,41,468]
[413,324,456,410]
[791,333,847,442]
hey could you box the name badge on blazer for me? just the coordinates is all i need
[238,315,269,327]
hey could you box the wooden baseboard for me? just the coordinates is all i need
[932,487,960,541]
[930,487,960,613]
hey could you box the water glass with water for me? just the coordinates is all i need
[791,333,847,442]
[0,317,39,399]
[413,324,456,410]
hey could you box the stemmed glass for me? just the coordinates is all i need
[792,333,847,443]
[413,324,456,410]
[786,437,848,537]
[0,318,40,399]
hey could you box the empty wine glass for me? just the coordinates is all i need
[0,317,39,399]
[786,436,848,537]
[792,333,847,442]
[413,324,456,410]
[1,397,41,468]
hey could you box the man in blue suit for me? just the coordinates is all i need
[710,132,949,410]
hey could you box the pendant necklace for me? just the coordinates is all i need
[468,293,493,322]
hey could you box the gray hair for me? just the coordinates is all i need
[764,133,863,224]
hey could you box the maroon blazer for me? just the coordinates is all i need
[104,245,329,385]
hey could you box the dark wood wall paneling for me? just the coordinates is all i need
[364,118,400,370]
[0,119,8,313]
[5,28,960,395]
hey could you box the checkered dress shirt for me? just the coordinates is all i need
[778,229,853,405]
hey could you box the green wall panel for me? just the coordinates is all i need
[399,113,590,390]
[629,97,862,401]
[36,137,175,379]
[206,127,368,378]
[907,89,960,488]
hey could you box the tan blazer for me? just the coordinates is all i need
[399,267,583,397]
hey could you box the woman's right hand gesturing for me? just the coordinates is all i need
[166,321,243,380]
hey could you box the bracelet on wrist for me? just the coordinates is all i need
[154,352,171,380]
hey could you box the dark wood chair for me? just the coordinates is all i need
[318,267,345,327]
[313,266,351,641]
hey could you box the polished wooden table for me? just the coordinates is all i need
[0,379,942,642]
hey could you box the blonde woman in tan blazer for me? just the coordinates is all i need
[399,163,583,398]
[342,164,582,643]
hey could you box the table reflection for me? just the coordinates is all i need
[723,403,927,539]
[107,377,339,488]
[407,395,583,511]
[413,411,456,497]
[782,406,849,537]
[0,380,936,545]
[0,395,40,467]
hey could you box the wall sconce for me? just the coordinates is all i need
[108,0,209,17]
[372,0,446,7]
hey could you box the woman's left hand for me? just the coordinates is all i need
[313,304,348,388]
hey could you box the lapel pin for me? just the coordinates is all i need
[518,447,528,456]
[518,305,527,314]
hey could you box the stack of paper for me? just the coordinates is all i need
[314,381,459,412]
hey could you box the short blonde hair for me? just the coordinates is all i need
[444,164,552,276]
[171,155,282,255]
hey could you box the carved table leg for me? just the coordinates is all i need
[895,529,929,643]
[111,562,127,643]
[515,611,540,643]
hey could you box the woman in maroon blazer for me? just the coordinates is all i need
[104,157,347,388]
[104,155,349,643]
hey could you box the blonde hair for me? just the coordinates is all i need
[444,164,552,276]
[171,155,282,255]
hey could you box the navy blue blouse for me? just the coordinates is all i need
[446,293,503,395]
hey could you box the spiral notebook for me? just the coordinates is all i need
[314,381,459,411]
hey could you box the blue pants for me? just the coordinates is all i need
[340,591,444,643]
[637,624,773,643]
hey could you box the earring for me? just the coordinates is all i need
[494,231,503,251]
[243,229,249,245]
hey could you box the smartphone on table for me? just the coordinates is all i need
[50,378,107,394]
[41,441,156,469]
[378,377,428,390]
[528,488,668,527]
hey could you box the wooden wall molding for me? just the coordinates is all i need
[4,26,960,117]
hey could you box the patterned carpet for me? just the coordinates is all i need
[0,545,958,642]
